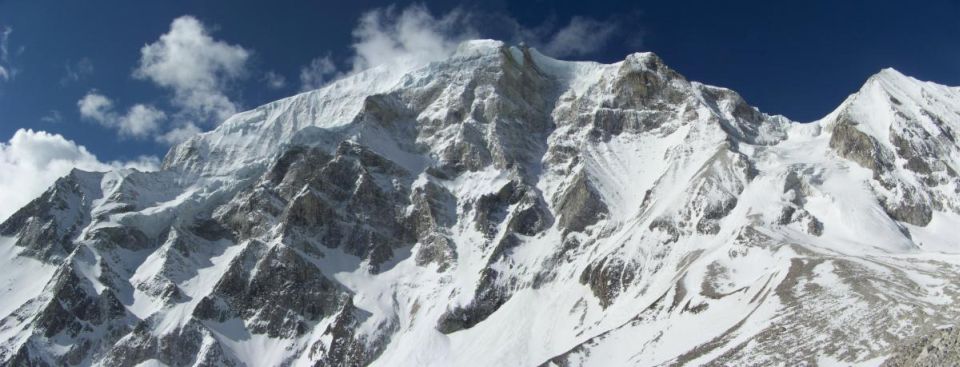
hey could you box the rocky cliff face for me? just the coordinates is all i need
[2,40,960,366]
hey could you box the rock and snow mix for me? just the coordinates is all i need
[2,40,960,366]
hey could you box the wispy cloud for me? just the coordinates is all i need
[263,71,287,90]
[530,16,621,58]
[299,55,337,91]
[40,110,63,123]
[0,26,14,81]
[60,57,94,85]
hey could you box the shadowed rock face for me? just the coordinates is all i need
[554,171,608,235]
[193,242,345,338]
[3,42,960,366]
[829,116,937,226]
[579,256,639,308]
[408,180,458,270]
[101,320,238,367]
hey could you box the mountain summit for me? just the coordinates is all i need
[2,40,960,366]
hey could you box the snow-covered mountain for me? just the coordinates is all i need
[3,40,960,366]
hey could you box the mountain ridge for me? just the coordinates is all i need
[2,39,960,366]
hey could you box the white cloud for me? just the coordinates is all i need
[0,129,159,221]
[299,56,336,91]
[77,91,165,138]
[157,122,202,144]
[78,91,114,122]
[72,15,253,144]
[294,5,476,90]
[264,71,286,89]
[349,5,474,73]
[74,16,247,144]
[119,104,166,137]
[133,15,250,125]
[537,17,619,58]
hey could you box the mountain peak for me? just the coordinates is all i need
[872,67,908,81]
[6,40,960,366]
[861,67,923,96]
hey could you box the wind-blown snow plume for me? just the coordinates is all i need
[349,5,475,74]
[298,5,628,92]
[263,70,287,90]
[298,55,337,91]
[535,16,620,57]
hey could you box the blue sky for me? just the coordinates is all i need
[0,0,958,218]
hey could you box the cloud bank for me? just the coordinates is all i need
[0,129,158,222]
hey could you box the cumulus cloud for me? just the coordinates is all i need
[0,129,159,221]
[78,91,114,122]
[74,16,242,144]
[133,15,250,125]
[263,71,286,89]
[77,91,166,138]
[299,56,337,91]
